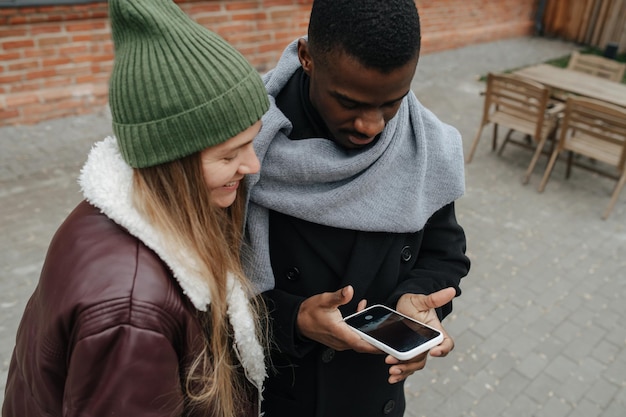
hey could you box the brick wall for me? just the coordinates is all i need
[417,0,539,53]
[0,0,537,126]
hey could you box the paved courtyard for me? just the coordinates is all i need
[1,36,625,416]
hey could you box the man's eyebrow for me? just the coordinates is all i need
[330,90,409,106]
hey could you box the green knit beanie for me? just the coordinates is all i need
[108,0,269,168]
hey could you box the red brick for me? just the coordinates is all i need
[0,52,21,61]
[16,7,36,15]
[217,22,256,36]
[21,101,62,116]
[39,88,72,103]
[41,57,72,67]
[0,108,20,122]
[232,11,267,22]
[55,98,83,110]
[5,93,39,108]
[229,32,272,44]
[42,77,73,89]
[0,27,28,38]
[66,21,106,32]
[58,44,89,55]
[70,32,111,43]
[2,39,35,50]
[25,69,57,80]
[92,83,108,96]
[0,74,22,84]
[258,41,290,53]
[23,48,57,59]
[90,63,113,75]
[55,64,89,76]
[185,4,222,14]
[8,81,40,94]
[263,0,299,7]
[74,74,98,84]
[8,15,27,25]
[195,14,231,25]
[36,5,61,13]
[225,2,259,12]
[90,10,109,20]
[71,54,108,63]
[37,36,70,47]
[30,24,63,35]
[8,60,39,72]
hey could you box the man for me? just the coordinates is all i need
[245,0,470,415]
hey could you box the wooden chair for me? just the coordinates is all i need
[466,73,563,184]
[538,96,626,219]
[567,50,625,82]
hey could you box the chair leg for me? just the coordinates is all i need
[497,129,515,156]
[466,124,486,163]
[523,136,547,185]
[547,126,558,154]
[538,148,560,192]
[491,124,499,151]
[566,151,573,179]
[602,171,626,220]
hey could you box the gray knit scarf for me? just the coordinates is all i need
[244,39,465,293]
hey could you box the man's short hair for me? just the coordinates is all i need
[307,0,421,72]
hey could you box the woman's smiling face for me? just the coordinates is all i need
[200,121,262,208]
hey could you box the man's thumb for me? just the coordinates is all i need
[337,285,354,306]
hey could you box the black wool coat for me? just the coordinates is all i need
[261,202,470,417]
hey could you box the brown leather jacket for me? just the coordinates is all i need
[2,201,259,417]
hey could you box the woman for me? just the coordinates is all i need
[2,1,270,416]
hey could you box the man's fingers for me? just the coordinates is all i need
[419,287,456,310]
[314,285,354,310]
[430,334,455,357]
[339,285,354,305]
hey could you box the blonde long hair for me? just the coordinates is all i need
[132,152,265,417]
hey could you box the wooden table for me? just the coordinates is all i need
[513,64,626,108]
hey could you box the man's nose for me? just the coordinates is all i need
[354,109,385,138]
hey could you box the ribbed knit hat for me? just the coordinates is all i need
[108,0,269,168]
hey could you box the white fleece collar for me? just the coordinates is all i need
[79,137,266,391]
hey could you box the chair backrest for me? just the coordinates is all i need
[484,73,551,138]
[567,50,626,82]
[559,96,626,170]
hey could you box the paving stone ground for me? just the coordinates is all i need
[2,36,625,416]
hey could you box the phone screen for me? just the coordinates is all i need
[344,306,440,353]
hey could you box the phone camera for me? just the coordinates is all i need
[365,315,373,321]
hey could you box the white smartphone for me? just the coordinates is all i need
[343,304,443,361]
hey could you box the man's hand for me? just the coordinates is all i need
[385,287,457,384]
[297,285,379,353]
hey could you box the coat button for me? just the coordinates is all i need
[321,348,335,363]
[285,267,300,281]
[400,246,412,262]
[383,400,396,414]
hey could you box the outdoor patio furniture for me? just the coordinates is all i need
[567,50,626,82]
[466,73,563,184]
[538,96,626,219]
[513,64,626,108]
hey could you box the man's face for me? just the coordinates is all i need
[298,39,418,149]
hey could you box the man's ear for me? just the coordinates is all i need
[297,38,313,75]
